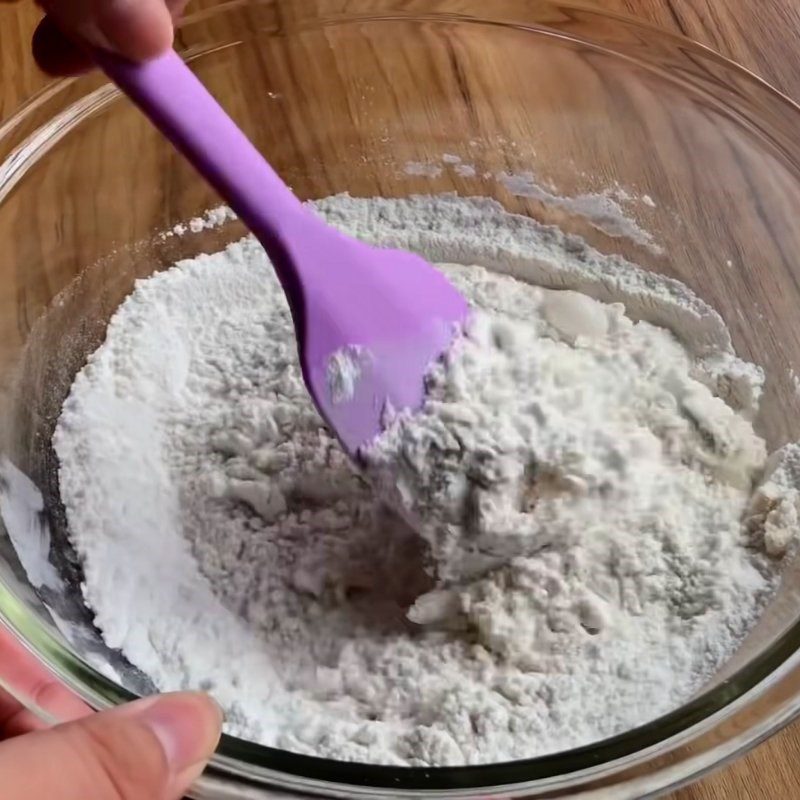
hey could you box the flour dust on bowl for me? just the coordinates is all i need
[4,2,800,798]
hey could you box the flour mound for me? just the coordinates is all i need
[54,195,795,767]
[363,279,770,644]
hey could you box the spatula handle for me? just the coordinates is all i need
[96,49,306,249]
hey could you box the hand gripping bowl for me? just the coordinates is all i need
[4,1,800,797]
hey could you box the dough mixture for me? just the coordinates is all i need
[54,195,799,766]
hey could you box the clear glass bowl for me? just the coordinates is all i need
[3,1,800,797]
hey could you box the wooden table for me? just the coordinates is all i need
[2,1,800,798]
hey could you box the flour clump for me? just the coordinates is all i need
[364,274,767,606]
[53,195,798,766]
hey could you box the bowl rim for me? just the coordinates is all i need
[3,1,800,796]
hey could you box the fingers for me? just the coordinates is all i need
[32,1,188,76]
[0,626,90,734]
[0,691,222,800]
[32,16,93,75]
[38,0,173,57]
[92,0,175,60]
[0,685,45,738]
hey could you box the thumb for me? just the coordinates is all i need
[0,692,222,800]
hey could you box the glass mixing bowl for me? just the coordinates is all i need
[3,1,800,797]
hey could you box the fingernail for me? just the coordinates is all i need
[133,692,223,773]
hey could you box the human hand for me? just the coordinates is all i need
[0,625,221,800]
[1,0,188,75]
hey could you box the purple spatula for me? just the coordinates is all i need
[97,49,469,456]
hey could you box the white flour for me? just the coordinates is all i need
[54,195,797,766]
[364,292,768,602]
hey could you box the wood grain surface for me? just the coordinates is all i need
[2,1,800,798]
